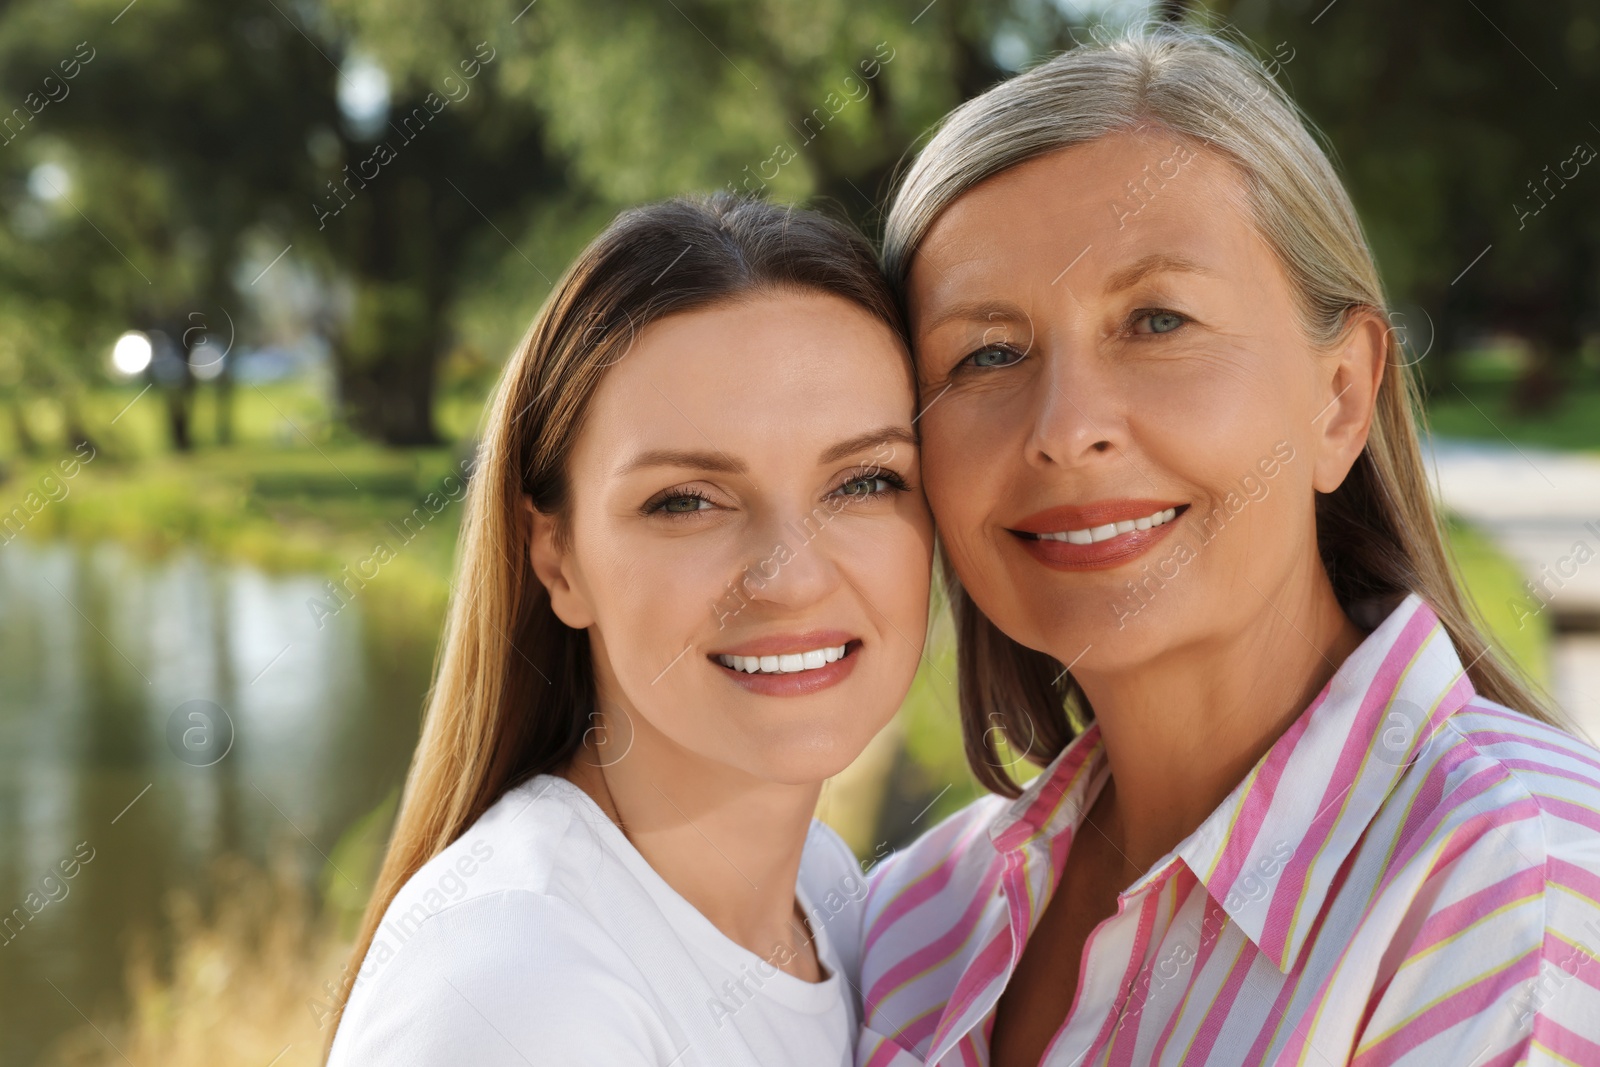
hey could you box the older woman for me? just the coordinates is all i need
[858,27,1600,1067]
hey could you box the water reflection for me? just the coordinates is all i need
[0,539,433,1065]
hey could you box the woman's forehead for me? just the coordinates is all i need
[905,136,1269,325]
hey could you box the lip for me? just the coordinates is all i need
[707,632,862,698]
[1008,500,1190,572]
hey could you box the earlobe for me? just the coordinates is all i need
[1310,310,1387,495]
[524,497,595,629]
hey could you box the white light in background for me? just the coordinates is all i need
[27,162,72,201]
[337,54,391,140]
[111,331,153,376]
[191,351,225,381]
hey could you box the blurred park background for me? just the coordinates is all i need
[1,0,1598,1062]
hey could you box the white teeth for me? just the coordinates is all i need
[716,645,849,674]
[1035,506,1180,544]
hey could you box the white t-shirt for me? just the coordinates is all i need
[326,774,868,1066]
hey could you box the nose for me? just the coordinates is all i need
[711,507,844,628]
[1024,340,1126,470]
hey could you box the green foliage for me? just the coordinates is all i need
[330,0,977,220]
[1446,514,1554,690]
[322,787,400,937]
[1202,0,1600,389]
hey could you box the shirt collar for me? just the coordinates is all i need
[1167,592,1476,971]
[984,593,1476,975]
[987,723,1107,856]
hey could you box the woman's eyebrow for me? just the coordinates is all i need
[817,426,918,465]
[1102,252,1215,294]
[615,448,747,476]
[615,428,916,477]
[917,300,1030,337]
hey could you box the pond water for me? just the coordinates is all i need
[0,539,435,1066]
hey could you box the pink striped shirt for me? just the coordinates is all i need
[858,594,1600,1066]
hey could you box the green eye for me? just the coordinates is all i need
[831,470,909,500]
[840,476,889,496]
[964,345,1023,369]
[650,492,712,515]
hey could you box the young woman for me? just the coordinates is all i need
[324,195,934,1066]
[857,27,1600,1067]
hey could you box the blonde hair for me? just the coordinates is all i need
[883,25,1559,796]
[322,194,903,1054]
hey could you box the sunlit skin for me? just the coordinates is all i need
[905,128,1387,1064]
[527,289,933,982]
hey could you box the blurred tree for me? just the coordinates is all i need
[1204,0,1600,409]
[303,38,563,445]
[0,0,335,450]
[4,0,1205,449]
[0,0,566,447]
[326,0,1061,238]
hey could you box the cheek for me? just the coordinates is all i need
[839,511,934,621]
[586,527,725,667]
[918,400,1007,543]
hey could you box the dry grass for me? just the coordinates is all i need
[46,855,353,1067]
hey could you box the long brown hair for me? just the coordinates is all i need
[883,25,1558,797]
[324,193,902,1050]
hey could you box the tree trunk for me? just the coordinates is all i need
[214,363,234,446]
[7,397,37,456]
[165,389,193,451]
[333,280,442,447]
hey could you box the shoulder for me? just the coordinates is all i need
[329,777,677,1065]
[1415,700,1600,859]
[392,773,630,916]
[357,776,609,952]
[1436,701,1600,925]
[1378,699,1600,961]
[1355,703,1600,1061]
[328,890,670,1066]
[861,792,1009,953]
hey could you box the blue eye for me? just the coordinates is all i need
[963,345,1023,369]
[1134,310,1186,335]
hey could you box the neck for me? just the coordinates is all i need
[1072,566,1365,876]
[560,698,822,975]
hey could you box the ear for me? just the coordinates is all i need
[523,496,595,630]
[1310,309,1387,494]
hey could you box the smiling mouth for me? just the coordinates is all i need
[713,642,856,675]
[1018,505,1186,545]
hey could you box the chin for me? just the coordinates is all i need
[732,721,878,787]
[1019,594,1175,671]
